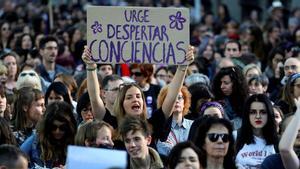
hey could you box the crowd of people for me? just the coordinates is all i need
[1,0,300,169]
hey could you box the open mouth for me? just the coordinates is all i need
[131,104,141,111]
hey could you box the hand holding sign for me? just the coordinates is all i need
[185,45,195,65]
[82,45,97,69]
[87,6,189,65]
[177,45,194,71]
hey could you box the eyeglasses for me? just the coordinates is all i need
[207,133,229,142]
[177,95,184,101]
[284,65,298,71]
[156,74,168,78]
[131,72,143,76]
[20,72,36,77]
[50,124,67,131]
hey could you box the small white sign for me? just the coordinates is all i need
[66,146,127,169]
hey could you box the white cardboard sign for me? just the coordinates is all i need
[87,6,189,65]
[66,146,127,169]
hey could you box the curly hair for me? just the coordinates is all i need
[157,85,191,116]
[212,66,248,117]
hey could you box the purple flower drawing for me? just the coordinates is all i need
[91,21,102,34]
[169,11,186,30]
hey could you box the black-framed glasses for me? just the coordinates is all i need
[131,72,143,76]
[20,72,36,77]
[50,124,68,131]
[207,133,229,142]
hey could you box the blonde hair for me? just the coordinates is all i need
[0,64,7,75]
[243,63,262,77]
[157,85,191,116]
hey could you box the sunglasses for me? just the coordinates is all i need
[20,72,36,77]
[50,124,67,131]
[207,133,229,142]
[131,72,143,76]
[177,95,184,101]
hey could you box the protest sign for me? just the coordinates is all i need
[87,6,189,65]
[66,146,127,169]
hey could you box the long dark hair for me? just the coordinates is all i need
[236,94,278,153]
[191,116,236,169]
[212,66,248,117]
[37,101,77,163]
[12,87,43,130]
[0,117,17,145]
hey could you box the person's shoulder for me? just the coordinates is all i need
[150,83,161,91]
[55,64,72,74]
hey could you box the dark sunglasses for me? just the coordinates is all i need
[50,124,68,131]
[131,72,143,76]
[20,72,36,77]
[207,133,229,142]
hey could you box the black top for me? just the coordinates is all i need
[143,84,161,118]
[261,153,285,169]
[103,108,118,129]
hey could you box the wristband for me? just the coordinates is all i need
[86,67,97,71]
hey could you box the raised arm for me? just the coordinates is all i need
[81,46,106,120]
[279,97,300,169]
[161,46,194,118]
